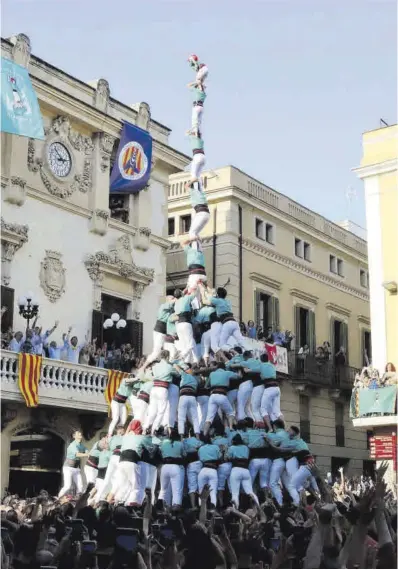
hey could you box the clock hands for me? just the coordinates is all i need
[54,148,67,163]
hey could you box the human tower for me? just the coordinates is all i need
[59,56,319,510]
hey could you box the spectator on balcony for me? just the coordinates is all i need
[273,326,286,347]
[48,335,69,360]
[283,330,294,351]
[8,331,24,353]
[315,346,326,363]
[32,321,59,356]
[256,325,264,340]
[247,320,257,339]
[298,344,310,358]
[335,346,347,367]
[239,322,247,336]
[265,326,274,343]
[64,328,88,364]
[381,363,398,386]
[323,341,331,360]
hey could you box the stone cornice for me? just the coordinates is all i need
[242,238,369,302]
[353,158,398,179]
[289,288,319,305]
[357,314,371,326]
[1,217,29,247]
[249,272,282,291]
[325,302,352,318]
[85,251,154,286]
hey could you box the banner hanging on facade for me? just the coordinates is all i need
[358,385,397,416]
[1,57,44,140]
[110,121,152,194]
[18,353,42,407]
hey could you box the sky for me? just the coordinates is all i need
[2,0,397,229]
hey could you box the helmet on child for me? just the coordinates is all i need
[188,54,200,69]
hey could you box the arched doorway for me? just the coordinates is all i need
[8,428,64,497]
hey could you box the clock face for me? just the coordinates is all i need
[47,142,72,177]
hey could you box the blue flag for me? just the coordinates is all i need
[110,121,152,194]
[1,57,44,140]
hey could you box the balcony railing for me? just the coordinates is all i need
[1,350,109,413]
[285,351,358,391]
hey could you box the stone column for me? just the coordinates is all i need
[89,132,115,235]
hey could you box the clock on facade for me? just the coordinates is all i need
[47,142,72,177]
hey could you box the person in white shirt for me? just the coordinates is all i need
[32,321,59,355]
[64,327,88,364]
[9,331,24,353]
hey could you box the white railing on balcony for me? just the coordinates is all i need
[1,350,109,413]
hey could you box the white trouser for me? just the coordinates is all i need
[175,322,198,364]
[178,395,200,434]
[187,460,202,493]
[227,389,238,414]
[206,393,234,423]
[145,331,166,366]
[220,320,249,351]
[198,467,218,506]
[108,401,127,436]
[144,386,169,433]
[229,467,259,509]
[187,273,207,290]
[217,462,232,490]
[133,398,149,424]
[129,394,138,416]
[84,465,98,486]
[249,458,272,488]
[190,152,205,180]
[269,458,285,506]
[201,329,211,359]
[196,65,208,84]
[281,457,299,501]
[197,395,209,431]
[288,465,314,506]
[162,383,179,429]
[59,466,83,498]
[163,341,178,361]
[159,464,184,506]
[95,475,106,498]
[210,321,222,353]
[137,461,157,504]
[237,380,253,421]
[251,385,265,424]
[98,455,120,500]
[191,104,204,132]
[260,386,281,421]
[189,211,210,240]
[112,460,141,504]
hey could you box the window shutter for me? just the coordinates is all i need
[255,290,261,328]
[308,310,316,354]
[1,286,14,334]
[272,297,280,329]
[127,319,143,357]
[294,305,301,348]
[360,329,365,366]
[91,310,104,345]
[342,321,349,364]
[330,317,335,358]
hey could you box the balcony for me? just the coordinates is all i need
[1,350,108,413]
[350,384,398,430]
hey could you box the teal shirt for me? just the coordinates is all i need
[189,184,208,208]
[243,358,261,373]
[266,429,291,447]
[175,294,195,315]
[281,437,309,452]
[209,368,239,388]
[167,314,177,336]
[190,134,204,152]
[184,245,205,268]
[191,86,207,103]
[117,378,134,398]
[198,443,221,463]
[152,360,178,384]
[157,301,175,323]
[227,444,250,461]
[183,437,203,454]
[160,439,185,459]
[208,296,232,317]
[226,354,244,369]
[109,435,123,452]
[194,306,215,324]
[227,428,250,446]
[88,442,101,459]
[121,433,146,455]
[66,441,87,460]
[180,371,199,391]
[246,428,266,449]
[98,449,112,469]
[139,380,153,395]
[260,362,277,380]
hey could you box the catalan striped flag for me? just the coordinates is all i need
[105,370,128,406]
[18,353,42,407]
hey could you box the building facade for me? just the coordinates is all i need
[0,33,189,494]
[167,166,372,475]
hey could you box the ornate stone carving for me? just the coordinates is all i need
[139,227,151,237]
[11,33,31,67]
[3,176,27,206]
[39,250,66,303]
[94,79,110,112]
[89,209,109,236]
[27,138,42,172]
[85,251,155,283]
[10,176,26,189]
[132,282,146,300]
[99,133,116,173]
[1,218,29,241]
[1,218,29,285]
[136,102,151,131]
[134,227,151,251]
[133,310,141,320]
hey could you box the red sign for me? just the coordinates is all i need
[369,436,395,460]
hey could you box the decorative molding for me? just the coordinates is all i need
[289,288,319,305]
[10,33,31,67]
[89,208,109,236]
[47,116,94,155]
[28,138,42,172]
[357,314,371,326]
[85,251,154,285]
[98,132,116,173]
[39,250,66,303]
[1,218,29,286]
[249,272,282,291]
[242,238,369,301]
[3,176,27,206]
[93,79,110,113]
[132,282,146,300]
[325,302,352,318]
[353,158,398,180]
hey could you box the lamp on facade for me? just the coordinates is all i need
[103,313,126,330]
[18,291,39,330]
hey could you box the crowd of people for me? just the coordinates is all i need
[354,363,398,389]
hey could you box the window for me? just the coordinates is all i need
[295,238,303,258]
[331,457,349,477]
[180,214,191,234]
[168,218,175,236]
[330,255,344,276]
[363,330,371,366]
[337,259,344,277]
[366,430,373,450]
[299,394,311,442]
[335,403,345,447]
[360,269,369,288]
[255,218,264,239]
[109,194,129,224]
[303,242,311,261]
[266,223,274,244]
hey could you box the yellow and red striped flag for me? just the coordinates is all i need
[105,370,128,406]
[18,353,42,407]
